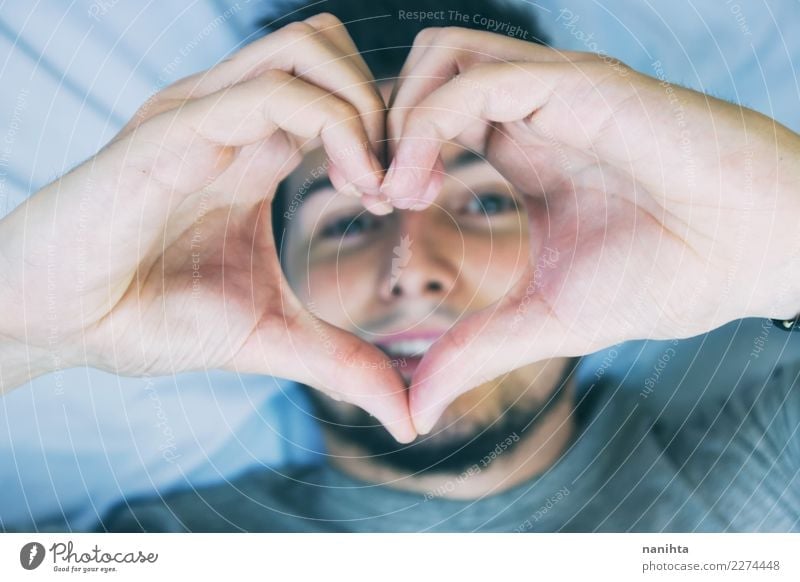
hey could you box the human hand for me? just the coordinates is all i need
[0,14,416,442]
[382,28,800,433]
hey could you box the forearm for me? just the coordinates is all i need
[0,198,65,393]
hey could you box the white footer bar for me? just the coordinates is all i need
[1,533,796,581]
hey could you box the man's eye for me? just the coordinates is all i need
[464,192,518,216]
[319,213,383,240]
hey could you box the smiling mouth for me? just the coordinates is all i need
[374,336,442,386]
[376,338,437,359]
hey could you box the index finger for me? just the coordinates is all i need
[381,61,562,208]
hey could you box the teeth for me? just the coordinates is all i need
[383,339,435,358]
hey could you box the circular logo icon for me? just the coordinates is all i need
[20,542,46,570]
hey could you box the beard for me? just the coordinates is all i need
[303,358,579,475]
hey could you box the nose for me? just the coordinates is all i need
[379,211,458,301]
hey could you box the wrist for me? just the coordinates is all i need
[0,333,59,394]
[744,128,800,321]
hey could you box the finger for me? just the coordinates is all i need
[238,304,417,443]
[388,29,478,145]
[144,69,384,193]
[386,27,441,139]
[408,304,558,436]
[328,162,394,215]
[287,313,416,443]
[381,61,569,207]
[269,19,385,154]
[391,155,445,210]
[304,12,380,92]
[302,14,392,210]
[224,201,413,442]
[388,28,593,150]
[408,255,586,435]
[99,69,383,265]
[124,16,387,155]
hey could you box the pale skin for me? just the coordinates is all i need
[380,27,800,433]
[0,13,417,442]
[1,16,799,494]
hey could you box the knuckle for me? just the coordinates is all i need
[256,69,295,100]
[305,12,343,29]
[412,26,441,48]
[323,95,358,121]
[280,20,316,41]
[259,68,289,86]
[131,96,183,128]
[363,91,387,116]
[434,26,470,46]
[588,54,631,74]
[605,55,628,69]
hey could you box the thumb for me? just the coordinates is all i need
[409,261,580,434]
[241,309,417,443]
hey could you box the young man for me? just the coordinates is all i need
[1,1,798,531]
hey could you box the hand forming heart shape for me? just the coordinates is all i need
[382,27,800,433]
[3,16,798,443]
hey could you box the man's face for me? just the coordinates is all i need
[278,84,569,473]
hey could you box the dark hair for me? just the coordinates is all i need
[257,0,548,255]
[257,0,547,80]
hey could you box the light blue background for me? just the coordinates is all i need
[1,0,798,530]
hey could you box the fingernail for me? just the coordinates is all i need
[392,197,416,210]
[421,173,440,206]
[393,426,418,444]
[416,415,437,435]
[404,175,437,211]
[340,182,361,198]
[364,195,394,215]
[355,153,384,193]
[380,161,396,195]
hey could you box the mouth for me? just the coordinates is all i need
[374,333,444,386]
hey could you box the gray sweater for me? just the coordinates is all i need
[100,361,800,532]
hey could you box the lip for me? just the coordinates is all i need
[372,330,447,357]
[371,329,447,384]
[373,330,446,345]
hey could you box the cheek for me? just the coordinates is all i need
[303,249,384,330]
[459,230,529,307]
